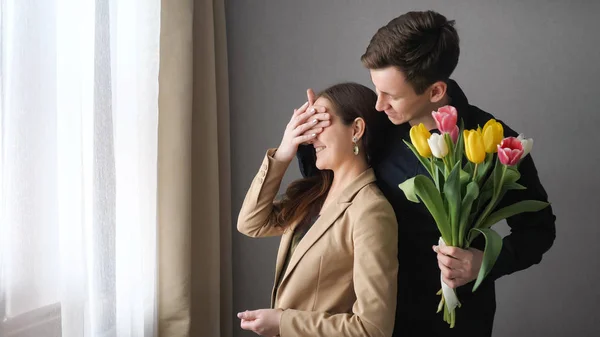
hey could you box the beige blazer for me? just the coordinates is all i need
[237,149,398,337]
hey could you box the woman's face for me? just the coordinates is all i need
[312,97,356,171]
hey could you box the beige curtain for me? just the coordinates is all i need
[157,0,232,336]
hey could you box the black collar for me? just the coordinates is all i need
[447,79,471,127]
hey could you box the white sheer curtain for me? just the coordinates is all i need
[0,0,160,336]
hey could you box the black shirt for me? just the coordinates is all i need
[296,80,556,337]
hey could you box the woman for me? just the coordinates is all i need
[236,83,398,337]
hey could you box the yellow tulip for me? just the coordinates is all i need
[463,129,485,164]
[410,123,432,158]
[482,119,504,153]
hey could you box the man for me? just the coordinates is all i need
[297,10,556,337]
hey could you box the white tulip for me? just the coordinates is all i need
[427,133,448,158]
[517,133,534,158]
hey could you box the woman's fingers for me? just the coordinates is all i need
[290,105,317,128]
[293,101,308,117]
[293,132,319,145]
[307,88,316,106]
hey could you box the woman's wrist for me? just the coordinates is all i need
[272,148,293,164]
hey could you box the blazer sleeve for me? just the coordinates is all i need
[236,148,289,238]
[278,196,399,337]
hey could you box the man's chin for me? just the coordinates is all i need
[387,115,406,125]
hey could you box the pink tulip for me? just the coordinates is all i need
[497,137,524,166]
[450,125,459,143]
[432,105,458,134]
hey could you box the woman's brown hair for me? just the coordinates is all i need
[275,82,391,229]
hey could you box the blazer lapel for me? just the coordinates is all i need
[274,227,294,286]
[271,228,293,308]
[277,200,351,288]
[276,168,377,288]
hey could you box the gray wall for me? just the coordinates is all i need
[226,1,600,336]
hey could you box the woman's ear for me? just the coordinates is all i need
[352,117,366,142]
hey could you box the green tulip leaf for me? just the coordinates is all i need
[479,200,551,229]
[434,159,446,176]
[459,169,470,186]
[503,182,526,191]
[403,140,433,177]
[503,167,521,184]
[469,228,503,292]
[458,181,480,247]
[443,161,462,245]
[399,175,451,242]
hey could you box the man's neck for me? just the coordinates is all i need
[409,114,437,130]
[409,94,451,131]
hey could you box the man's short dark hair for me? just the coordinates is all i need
[361,10,460,95]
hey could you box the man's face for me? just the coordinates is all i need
[370,66,432,126]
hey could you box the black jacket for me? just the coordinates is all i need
[296,80,556,337]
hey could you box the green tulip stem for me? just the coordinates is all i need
[444,133,455,166]
[474,164,507,230]
[442,156,450,177]
[431,158,440,190]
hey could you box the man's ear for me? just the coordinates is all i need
[429,81,448,103]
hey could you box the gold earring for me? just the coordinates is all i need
[352,136,359,155]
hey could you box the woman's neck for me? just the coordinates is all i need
[325,158,369,206]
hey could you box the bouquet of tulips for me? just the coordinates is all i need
[398,106,550,328]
